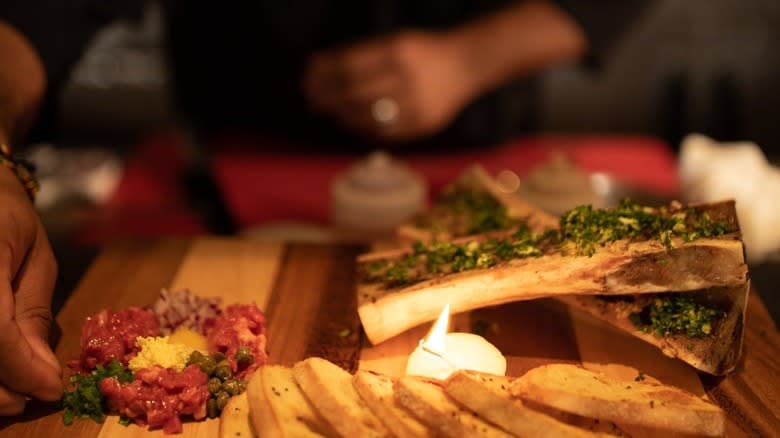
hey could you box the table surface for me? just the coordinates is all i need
[0,237,778,437]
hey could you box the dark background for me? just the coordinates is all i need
[55,1,780,154]
[29,0,780,324]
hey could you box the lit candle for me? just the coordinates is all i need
[405,304,506,380]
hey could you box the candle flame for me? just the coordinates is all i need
[424,304,450,353]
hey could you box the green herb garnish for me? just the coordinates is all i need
[557,199,727,256]
[630,295,723,338]
[416,189,519,236]
[60,359,133,425]
[369,226,551,287]
[367,200,730,287]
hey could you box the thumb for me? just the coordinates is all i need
[0,229,61,401]
[18,313,61,380]
[0,297,62,401]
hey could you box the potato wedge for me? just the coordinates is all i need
[510,364,724,437]
[246,365,336,438]
[395,376,512,438]
[219,392,255,438]
[443,370,609,437]
[293,357,391,438]
[353,370,433,438]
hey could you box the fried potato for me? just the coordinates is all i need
[352,370,433,438]
[219,392,255,438]
[443,370,611,437]
[246,365,336,438]
[510,364,724,437]
[293,357,391,438]
[394,376,512,438]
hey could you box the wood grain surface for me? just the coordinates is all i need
[0,237,777,437]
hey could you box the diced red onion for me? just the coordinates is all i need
[150,288,222,335]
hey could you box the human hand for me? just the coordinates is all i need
[303,30,476,143]
[0,166,60,415]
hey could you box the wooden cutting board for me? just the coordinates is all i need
[0,237,777,437]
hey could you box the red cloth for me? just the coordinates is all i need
[76,130,679,245]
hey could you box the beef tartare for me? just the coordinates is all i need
[61,289,268,434]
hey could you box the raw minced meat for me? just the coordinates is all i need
[100,364,209,434]
[207,304,267,378]
[75,307,160,372]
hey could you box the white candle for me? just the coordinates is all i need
[405,305,506,380]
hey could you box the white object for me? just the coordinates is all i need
[679,133,780,263]
[405,305,506,380]
[331,151,426,233]
[515,152,603,216]
[371,98,400,126]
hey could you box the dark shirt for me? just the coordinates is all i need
[1,0,649,151]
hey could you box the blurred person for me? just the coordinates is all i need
[166,0,648,149]
[0,0,649,413]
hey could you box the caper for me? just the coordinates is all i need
[216,391,230,410]
[214,361,233,380]
[236,379,248,393]
[206,398,219,419]
[208,377,222,395]
[198,356,217,376]
[211,351,225,363]
[187,350,205,367]
[223,379,242,396]
[235,346,254,365]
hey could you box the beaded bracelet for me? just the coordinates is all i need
[0,143,39,202]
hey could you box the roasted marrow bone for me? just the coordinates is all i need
[398,164,558,243]
[358,200,746,344]
[558,282,749,375]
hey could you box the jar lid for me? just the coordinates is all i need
[516,153,601,215]
[331,151,427,233]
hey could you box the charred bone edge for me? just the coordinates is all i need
[557,281,749,376]
[358,235,746,345]
[397,164,559,243]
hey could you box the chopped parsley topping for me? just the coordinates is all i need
[558,199,729,256]
[60,359,134,425]
[415,189,520,236]
[629,295,724,338]
[367,226,553,287]
[366,200,730,287]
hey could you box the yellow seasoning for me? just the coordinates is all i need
[169,327,209,352]
[129,336,195,372]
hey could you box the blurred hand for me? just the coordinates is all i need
[0,166,60,415]
[303,30,475,143]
